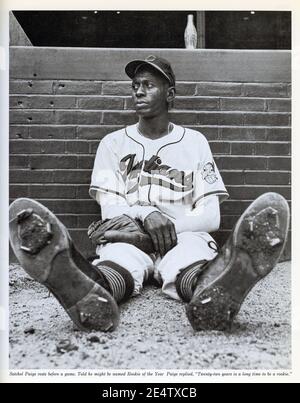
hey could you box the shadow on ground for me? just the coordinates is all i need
[9,262,291,369]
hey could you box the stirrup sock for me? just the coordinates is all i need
[95,260,135,303]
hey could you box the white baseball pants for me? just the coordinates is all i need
[92,231,218,301]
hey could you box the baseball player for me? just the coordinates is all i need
[9,55,289,332]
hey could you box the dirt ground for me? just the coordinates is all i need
[9,261,291,370]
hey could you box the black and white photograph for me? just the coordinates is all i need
[1,0,298,383]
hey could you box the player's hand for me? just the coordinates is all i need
[143,211,177,257]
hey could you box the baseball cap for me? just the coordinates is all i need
[125,55,176,87]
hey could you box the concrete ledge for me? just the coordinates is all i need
[10,47,291,83]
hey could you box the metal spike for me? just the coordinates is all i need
[97,297,108,303]
[80,312,87,323]
[104,322,114,332]
[201,297,212,305]
[249,220,254,232]
[269,237,281,247]
[46,222,52,234]
[17,208,33,223]
[20,245,31,252]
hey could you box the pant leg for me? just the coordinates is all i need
[92,242,155,296]
[156,232,218,300]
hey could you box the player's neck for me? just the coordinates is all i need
[137,115,172,140]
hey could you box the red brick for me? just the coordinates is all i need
[268,157,291,171]
[123,97,134,110]
[215,113,245,126]
[38,199,99,214]
[174,97,219,110]
[227,185,291,200]
[78,155,95,169]
[214,156,267,170]
[187,127,219,141]
[196,82,242,96]
[77,214,100,228]
[29,185,76,199]
[102,82,131,96]
[10,95,77,109]
[255,142,290,156]
[266,128,291,142]
[65,141,90,154]
[90,141,101,154]
[176,83,197,96]
[242,83,288,97]
[220,170,245,185]
[78,96,124,110]
[10,110,54,124]
[77,125,121,140]
[210,141,230,155]
[10,140,41,154]
[30,155,77,169]
[287,84,291,97]
[53,80,102,95]
[220,97,265,111]
[231,142,256,155]
[124,96,220,111]
[220,127,267,141]
[40,140,65,154]
[9,185,28,198]
[170,112,244,126]
[54,110,101,125]
[76,185,90,198]
[10,80,54,94]
[266,99,291,112]
[10,155,29,168]
[220,215,239,229]
[221,200,252,215]
[10,126,29,139]
[56,214,78,228]
[10,140,65,155]
[52,170,92,184]
[29,126,76,139]
[9,169,53,184]
[245,171,291,185]
[102,111,137,125]
[243,112,290,126]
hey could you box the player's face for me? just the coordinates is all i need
[131,67,171,117]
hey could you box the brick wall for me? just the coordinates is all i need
[9,49,291,260]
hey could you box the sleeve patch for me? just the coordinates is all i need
[201,162,218,184]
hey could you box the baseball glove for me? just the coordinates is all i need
[87,214,155,254]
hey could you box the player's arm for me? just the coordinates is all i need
[173,194,221,234]
[98,191,177,256]
[96,190,160,222]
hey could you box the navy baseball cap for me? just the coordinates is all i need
[125,55,176,87]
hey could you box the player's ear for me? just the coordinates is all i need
[166,86,176,102]
[166,86,176,109]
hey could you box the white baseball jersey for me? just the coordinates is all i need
[89,123,228,221]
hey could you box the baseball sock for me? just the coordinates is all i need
[94,260,135,304]
[175,260,208,303]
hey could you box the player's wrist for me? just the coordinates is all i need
[138,207,161,224]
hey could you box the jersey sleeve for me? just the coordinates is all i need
[89,138,126,200]
[192,137,229,207]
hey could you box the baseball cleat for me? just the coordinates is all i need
[9,198,120,332]
[186,192,290,331]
